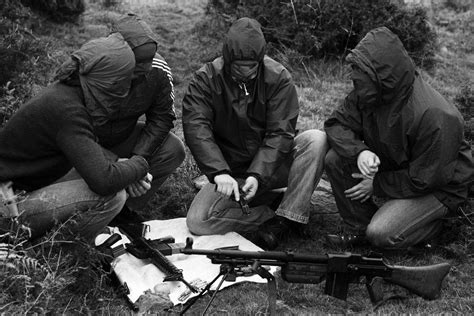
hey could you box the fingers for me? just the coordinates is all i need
[357,150,380,177]
[127,175,152,198]
[242,176,258,200]
[214,174,239,200]
[345,177,373,201]
[145,173,153,183]
[232,181,240,201]
[344,184,370,201]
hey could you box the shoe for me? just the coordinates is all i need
[325,233,367,248]
[109,206,146,227]
[256,216,294,250]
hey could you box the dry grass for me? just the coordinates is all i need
[0,0,472,314]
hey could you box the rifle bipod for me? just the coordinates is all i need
[179,260,277,315]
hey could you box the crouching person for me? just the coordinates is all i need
[0,33,151,241]
[183,18,328,250]
[324,27,473,250]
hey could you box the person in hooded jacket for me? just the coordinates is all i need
[56,14,185,218]
[0,33,150,241]
[99,14,185,216]
[183,18,328,250]
[324,27,473,249]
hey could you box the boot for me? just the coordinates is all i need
[256,216,296,250]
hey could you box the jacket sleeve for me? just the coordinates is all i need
[57,109,149,196]
[132,55,176,160]
[324,90,369,160]
[182,67,231,182]
[373,108,465,198]
[246,70,299,186]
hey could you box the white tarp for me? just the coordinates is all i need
[95,217,276,305]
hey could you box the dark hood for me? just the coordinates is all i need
[346,27,415,106]
[111,13,158,49]
[222,17,266,65]
[73,32,135,126]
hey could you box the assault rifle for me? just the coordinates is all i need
[180,237,451,315]
[112,223,197,294]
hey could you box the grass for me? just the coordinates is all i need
[0,0,473,314]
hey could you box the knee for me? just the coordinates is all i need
[365,222,398,248]
[186,209,210,236]
[297,130,328,153]
[149,133,186,170]
[324,148,341,171]
[107,189,127,216]
[169,135,186,167]
[161,133,186,165]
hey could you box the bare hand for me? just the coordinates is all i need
[357,150,380,178]
[214,174,239,200]
[241,176,258,201]
[126,173,152,198]
[344,173,374,203]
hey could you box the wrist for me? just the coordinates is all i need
[212,171,231,183]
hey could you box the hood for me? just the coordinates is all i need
[112,14,158,81]
[73,32,135,126]
[345,27,415,106]
[111,13,158,50]
[223,17,266,65]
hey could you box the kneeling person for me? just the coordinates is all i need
[324,27,473,249]
[183,18,328,249]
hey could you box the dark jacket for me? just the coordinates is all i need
[324,27,473,211]
[94,53,176,160]
[182,18,299,187]
[0,83,149,196]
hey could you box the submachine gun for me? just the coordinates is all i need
[180,237,451,315]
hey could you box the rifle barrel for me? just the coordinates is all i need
[181,247,328,263]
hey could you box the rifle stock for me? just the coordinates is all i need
[385,262,451,300]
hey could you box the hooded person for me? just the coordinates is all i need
[58,13,185,220]
[0,33,151,241]
[182,17,328,250]
[324,27,473,249]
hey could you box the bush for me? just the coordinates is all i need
[20,0,85,23]
[206,0,437,68]
[455,84,474,145]
[0,1,60,125]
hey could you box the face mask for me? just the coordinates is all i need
[351,67,378,107]
[132,61,152,80]
[231,61,259,83]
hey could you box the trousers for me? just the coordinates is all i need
[324,148,448,248]
[186,130,328,235]
[17,124,184,241]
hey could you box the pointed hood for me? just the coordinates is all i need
[73,32,135,126]
[111,13,158,50]
[222,17,266,65]
[346,27,415,107]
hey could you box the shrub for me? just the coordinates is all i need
[455,84,474,145]
[206,0,437,68]
[0,1,59,125]
[20,0,85,23]
[444,0,472,12]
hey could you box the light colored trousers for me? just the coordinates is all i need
[17,127,184,241]
[186,130,329,235]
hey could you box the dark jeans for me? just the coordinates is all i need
[324,148,448,248]
[108,123,185,212]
